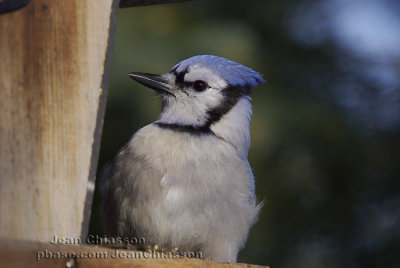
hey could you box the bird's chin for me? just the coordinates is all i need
[158,90,176,98]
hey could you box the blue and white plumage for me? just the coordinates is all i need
[173,55,265,88]
[100,55,265,262]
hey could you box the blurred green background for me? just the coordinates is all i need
[89,0,400,266]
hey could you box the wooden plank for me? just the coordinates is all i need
[0,0,118,241]
[0,238,267,268]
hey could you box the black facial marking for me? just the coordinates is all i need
[172,68,190,87]
[206,85,251,126]
[175,71,185,84]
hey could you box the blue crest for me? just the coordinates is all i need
[172,55,266,88]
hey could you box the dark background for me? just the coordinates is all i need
[89,0,400,266]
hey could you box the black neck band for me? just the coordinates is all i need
[155,122,213,135]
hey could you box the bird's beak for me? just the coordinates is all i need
[128,72,175,97]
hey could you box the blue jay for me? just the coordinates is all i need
[100,55,265,262]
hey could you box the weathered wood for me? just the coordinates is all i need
[0,238,267,268]
[0,0,118,241]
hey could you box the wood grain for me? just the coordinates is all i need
[0,0,118,241]
[0,238,268,268]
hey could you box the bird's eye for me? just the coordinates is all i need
[193,80,208,92]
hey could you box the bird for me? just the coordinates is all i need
[100,55,265,262]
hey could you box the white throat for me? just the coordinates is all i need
[210,97,252,157]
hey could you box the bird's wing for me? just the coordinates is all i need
[99,144,163,238]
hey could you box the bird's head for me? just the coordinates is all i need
[129,55,265,131]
